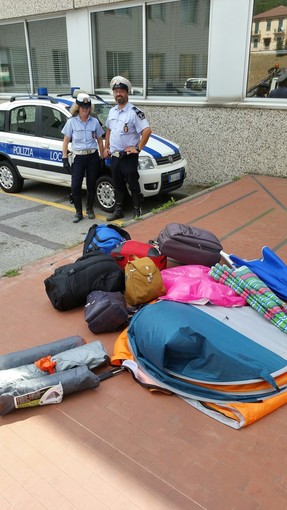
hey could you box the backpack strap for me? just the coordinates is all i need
[107,224,131,241]
[83,224,100,254]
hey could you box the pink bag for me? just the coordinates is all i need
[159,265,246,307]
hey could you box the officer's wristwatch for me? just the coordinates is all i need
[135,145,141,153]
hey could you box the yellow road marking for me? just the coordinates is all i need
[0,189,75,211]
[0,189,122,223]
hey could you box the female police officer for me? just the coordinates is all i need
[103,76,151,221]
[62,93,104,223]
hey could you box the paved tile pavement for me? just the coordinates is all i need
[0,175,287,510]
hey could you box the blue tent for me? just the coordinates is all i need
[127,301,287,402]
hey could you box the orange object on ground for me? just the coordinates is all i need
[35,356,56,374]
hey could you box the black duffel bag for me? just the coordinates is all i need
[44,253,125,311]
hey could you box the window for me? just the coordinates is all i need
[247,0,287,98]
[181,0,199,25]
[106,51,132,82]
[0,111,5,131]
[148,4,165,22]
[278,18,284,32]
[27,18,70,93]
[10,106,36,135]
[0,24,29,92]
[41,106,66,139]
[179,54,195,82]
[91,7,143,91]
[53,50,69,86]
[0,63,11,85]
[0,17,69,94]
[105,9,132,17]
[91,1,210,98]
[264,37,271,49]
[148,54,165,89]
[147,0,209,96]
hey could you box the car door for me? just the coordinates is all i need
[38,104,71,185]
[5,104,40,178]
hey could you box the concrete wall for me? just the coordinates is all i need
[143,103,287,185]
[0,0,126,20]
[0,1,73,19]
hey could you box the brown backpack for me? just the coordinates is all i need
[124,256,166,305]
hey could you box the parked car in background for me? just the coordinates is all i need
[95,87,143,96]
[0,89,186,212]
[184,78,207,91]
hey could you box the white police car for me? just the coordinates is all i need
[0,90,186,212]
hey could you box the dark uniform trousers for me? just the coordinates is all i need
[71,151,100,214]
[111,153,142,212]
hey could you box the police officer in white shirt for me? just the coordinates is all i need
[103,76,152,220]
[62,93,104,223]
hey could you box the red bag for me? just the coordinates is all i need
[111,240,167,270]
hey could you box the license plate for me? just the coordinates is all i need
[168,172,181,183]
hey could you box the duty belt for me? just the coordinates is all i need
[111,150,126,158]
[73,149,96,155]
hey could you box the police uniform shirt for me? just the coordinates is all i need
[61,115,104,151]
[269,86,287,98]
[105,102,149,152]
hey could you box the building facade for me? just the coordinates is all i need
[251,5,287,52]
[0,0,286,187]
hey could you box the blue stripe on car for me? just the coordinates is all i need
[56,98,73,106]
[150,134,179,154]
[0,143,39,158]
[142,145,162,158]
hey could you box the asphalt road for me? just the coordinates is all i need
[0,179,202,277]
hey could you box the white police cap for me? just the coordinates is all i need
[110,76,132,93]
[76,93,91,108]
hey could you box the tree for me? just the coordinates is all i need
[276,38,284,50]
[254,0,287,15]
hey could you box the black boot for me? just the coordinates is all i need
[73,212,83,223]
[133,207,142,219]
[86,209,95,219]
[106,206,124,221]
[106,191,124,221]
[132,192,143,219]
[72,195,83,223]
[86,193,95,219]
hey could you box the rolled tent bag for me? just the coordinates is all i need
[0,335,86,371]
[0,341,108,395]
[0,365,101,416]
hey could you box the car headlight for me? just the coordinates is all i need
[137,156,154,170]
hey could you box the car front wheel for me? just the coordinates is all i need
[95,174,116,213]
[0,161,24,193]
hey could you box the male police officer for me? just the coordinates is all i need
[269,70,287,98]
[104,76,152,220]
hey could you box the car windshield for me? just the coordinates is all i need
[64,98,112,130]
[92,102,112,127]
